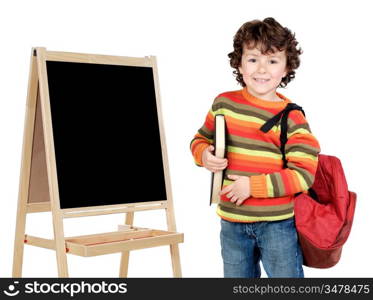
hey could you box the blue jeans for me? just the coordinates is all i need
[220,217,304,278]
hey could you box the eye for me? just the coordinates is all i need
[270,60,278,64]
[248,58,256,63]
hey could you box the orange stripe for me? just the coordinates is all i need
[218,90,250,106]
[193,143,209,165]
[286,169,302,192]
[288,134,320,148]
[228,125,280,142]
[191,134,209,152]
[288,155,318,166]
[226,115,262,130]
[228,158,272,168]
[291,171,302,191]
[228,162,280,174]
[280,169,294,195]
[228,129,281,147]
[288,110,306,123]
[204,112,214,130]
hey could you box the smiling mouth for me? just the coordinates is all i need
[254,78,270,83]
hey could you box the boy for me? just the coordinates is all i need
[190,17,320,278]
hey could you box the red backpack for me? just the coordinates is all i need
[261,103,357,268]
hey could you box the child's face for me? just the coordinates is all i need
[239,44,287,101]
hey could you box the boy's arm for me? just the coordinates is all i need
[190,98,222,166]
[250,110,321,198]
[190,134,211,166]
[190,114,214,166]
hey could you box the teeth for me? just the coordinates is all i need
[255,78,269,82]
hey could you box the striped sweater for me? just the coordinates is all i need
[190,88,321,222]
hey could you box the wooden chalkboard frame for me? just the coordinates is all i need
[12,47,183,277]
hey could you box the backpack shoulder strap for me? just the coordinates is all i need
[260,103,318,199]
[260,103,305,168]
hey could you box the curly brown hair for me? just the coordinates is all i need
[228,17,302,88]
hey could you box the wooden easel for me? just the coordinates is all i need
[12,47,183,277]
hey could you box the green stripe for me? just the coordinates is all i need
[217,206,294,222]
[213,97,274,119]
[288,123,311,134]
[288,127,311,137]
[219,204,294,217]
[270,173,280,197]
[287,162,315,187]
[228,146,282,159]
[287,151,319,161]
[219,109,266,124]
[198,127,213,140]
[294,170,310,190]
[270,173,285,197]
[228,140,281,155]
[228,135,281,155]
[212,102,268,121]
[219,200,294,212]
[266,175,274,197]
[285,143,320,156]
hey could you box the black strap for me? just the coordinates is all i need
[260,103,317,199]
[260,103,305,168]
[308,187,319,202]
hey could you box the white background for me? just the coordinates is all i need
[1,0,372,278]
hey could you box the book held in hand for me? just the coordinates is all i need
[210,114,226,205]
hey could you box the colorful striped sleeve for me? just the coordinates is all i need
[190,97,222,166]
[250,110,321,198]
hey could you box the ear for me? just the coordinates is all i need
[238,65,243,74]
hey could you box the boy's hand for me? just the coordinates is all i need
[202,145,228,173]
[220,175,251,206]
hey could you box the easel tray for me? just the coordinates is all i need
[65,229,184,257]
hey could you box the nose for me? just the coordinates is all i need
[258,61,267,74]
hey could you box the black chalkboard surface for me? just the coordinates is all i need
[46,61,167,209]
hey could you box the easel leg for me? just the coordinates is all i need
[12,206,27,277]
[55,248,69,277]
[170,244,182,277]
[34,47,69,277]
[52,211,69,277]
[119,212,134,277]
[13,49,39,277]
[165,205,182,277]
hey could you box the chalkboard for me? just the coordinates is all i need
[45,61,167,209]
